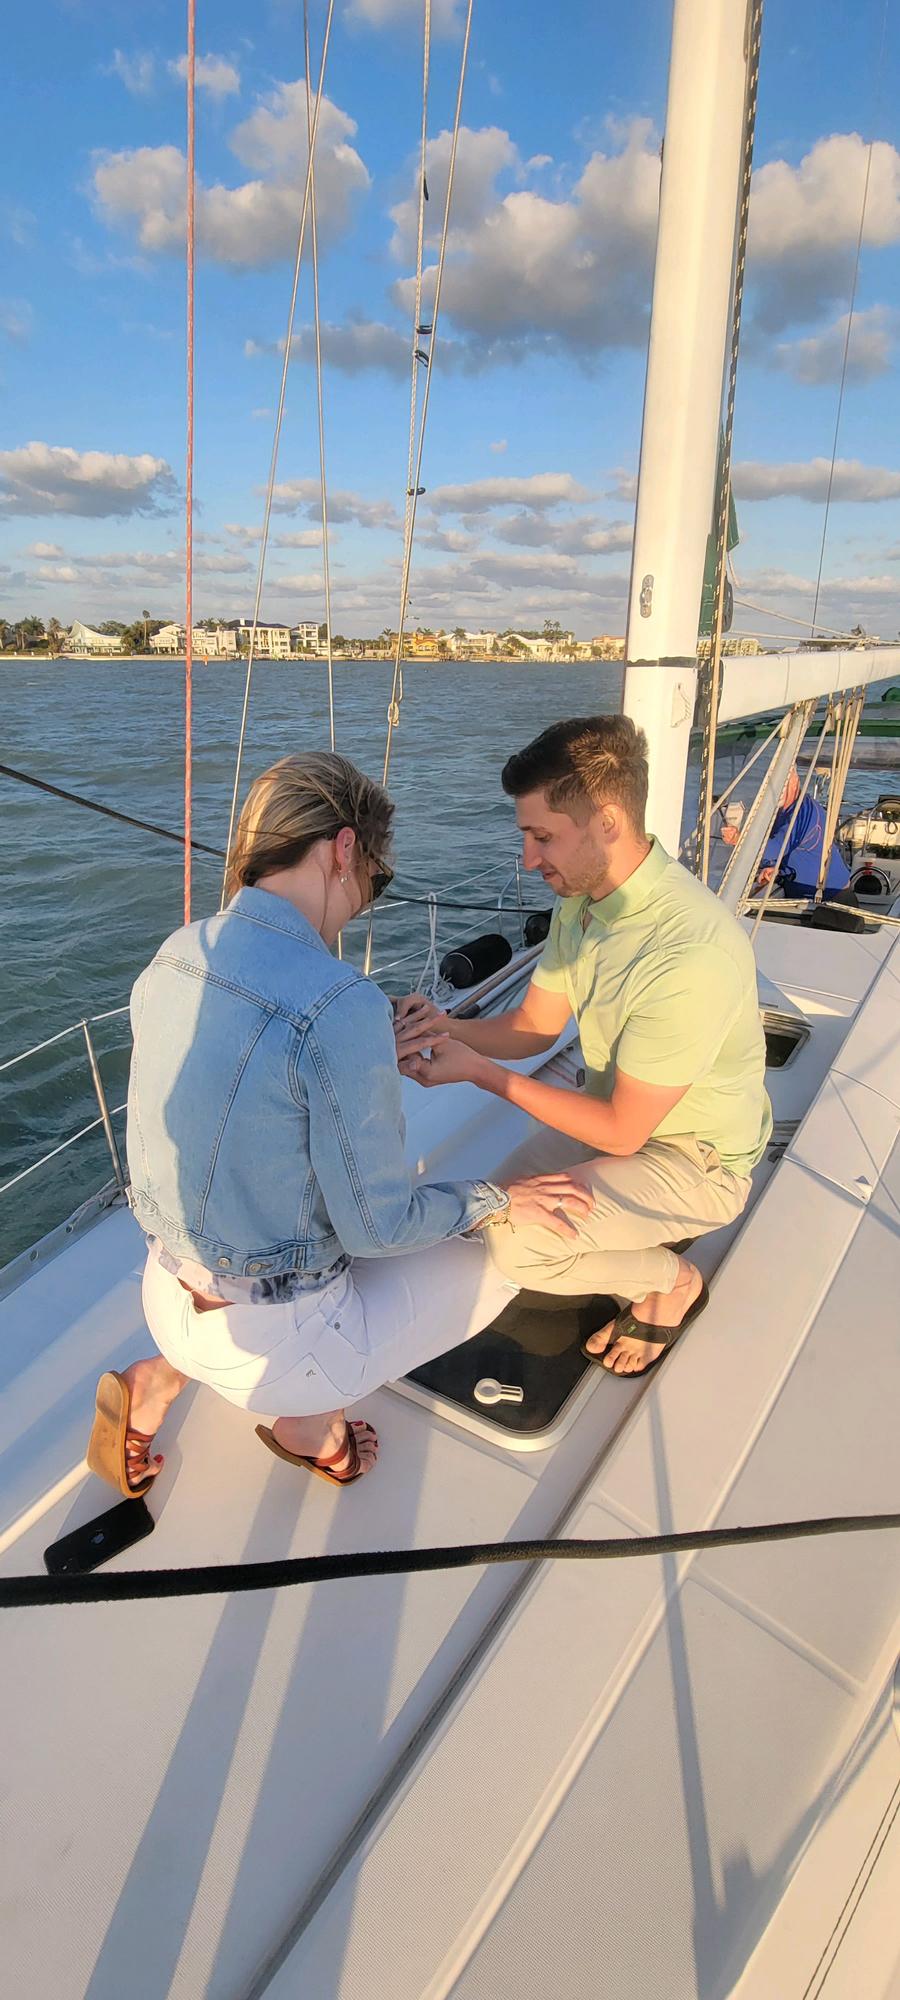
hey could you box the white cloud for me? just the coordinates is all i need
[429,472,592,513]
[1,202,35,248]
[390,126,520,260]
[749,135,900,332]
[275,528,325,548]
[492,512,632,555]
[25,541,64,557]
[0,443,178,518]
[109,50,156,96]
[489,439,507,454]
[92,81,369,268]
[224,523,262,545]
[251,406,273,420]
[170,53,241,98]
[0,299,32,344]
[346,0,462,30]
[609,468,637,502]
[418,524,478,553]
[734,458,900,503]
[247,318,411,377]
[391,119,661,359]
[270,478,400,529]
[246,315,488,376]
[771,305,898,385]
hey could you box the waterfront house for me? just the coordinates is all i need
[65,622,124,656]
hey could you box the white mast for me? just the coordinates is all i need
[622,0,753,852]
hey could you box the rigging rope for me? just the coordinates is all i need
[379,0,474,792]
[387,0,433,752]
[692,0,763,884]
[220,0,337,908]
[0,762,223,856]
[304,0,336,756]
[816,689,864,900]
[746,703,833,935]
[183,0,196,923]
[363,0,475,979]
[810,0,889,640]
[7,1512,900,1608]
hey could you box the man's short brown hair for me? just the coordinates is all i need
[501,715,649,833]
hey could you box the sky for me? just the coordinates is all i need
[3,0,900,641]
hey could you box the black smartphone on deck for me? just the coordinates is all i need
[44,1496,155,1575]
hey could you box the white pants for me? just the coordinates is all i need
[142,1237,518,1419]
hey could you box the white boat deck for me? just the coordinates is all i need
[1,925,899,1999]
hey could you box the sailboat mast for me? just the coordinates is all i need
[622,0,755,852]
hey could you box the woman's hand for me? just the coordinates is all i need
[393,992,452,1058]
[502,1173,594,1239]
[398,1038,482,1088]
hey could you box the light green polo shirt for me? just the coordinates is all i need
[532,838,772,1176]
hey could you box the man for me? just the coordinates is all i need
[722,764,850,899]
[395,715,772,1378]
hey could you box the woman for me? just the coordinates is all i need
[88,752,589,1492]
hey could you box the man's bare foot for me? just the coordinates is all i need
[272,1411,379,1478]
[585,1258,704,1376]
[120,1357,187,1488]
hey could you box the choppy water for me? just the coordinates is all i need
[1,655,896,1269]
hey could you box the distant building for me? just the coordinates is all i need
[149,623,182,654]
[226,619,292,659]
[383,629,438,659]
[65,621,123,655]
[445,630,500,658]
[292,622,320,652]
[149,624,238,657]
[591,635,626,660]
[505,633,553,660]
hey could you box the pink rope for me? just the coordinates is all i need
[184,0,196,924]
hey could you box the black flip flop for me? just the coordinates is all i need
[581,1279,710,1378]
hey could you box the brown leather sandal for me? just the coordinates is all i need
[87,1370,158,1498]
[255,1419,377,1486]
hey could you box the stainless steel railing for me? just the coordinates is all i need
[0,856,549,1218]
[0,1008,130,1202]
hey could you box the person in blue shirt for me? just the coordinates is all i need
[723,766,850,899]
[758,766,850,897]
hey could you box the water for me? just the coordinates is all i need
[2,655,896,1270]
[0,656,622,1265]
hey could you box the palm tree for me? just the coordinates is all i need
[46,617,64,656]
[142,608,151,650]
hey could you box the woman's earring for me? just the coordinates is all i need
[340,873,349,885]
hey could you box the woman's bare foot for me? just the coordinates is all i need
[120,1356,187,1488]
[272,1411,379,1478]
[585,1258,704,1376]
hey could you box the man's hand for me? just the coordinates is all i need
[398,1038,480,1087]
[501,1173,594,1240]
[392,992,451,1058]
[753,865,778,889]
[721,823,740,847]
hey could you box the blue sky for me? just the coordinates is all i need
[3,0,900,639]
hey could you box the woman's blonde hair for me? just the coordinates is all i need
[225,752,394,903]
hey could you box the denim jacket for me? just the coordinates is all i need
[126,887,506,1277]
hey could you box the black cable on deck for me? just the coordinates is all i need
[3,1512,898,1609]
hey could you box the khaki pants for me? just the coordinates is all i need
[486,1125,752,1303]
